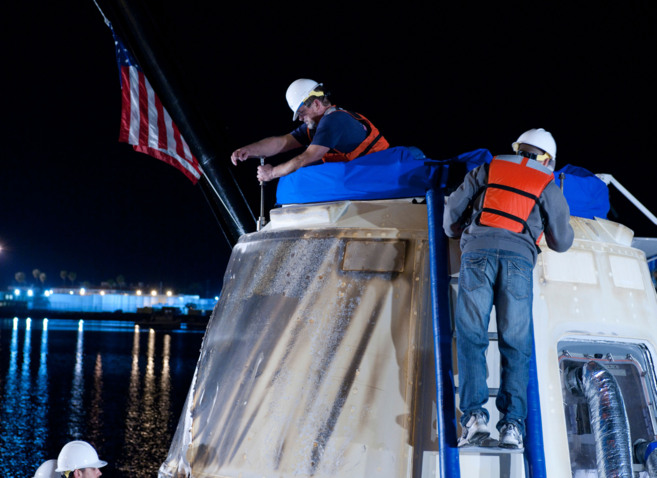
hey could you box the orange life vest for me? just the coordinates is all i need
[307,109,389,163]
[477,156,554,240]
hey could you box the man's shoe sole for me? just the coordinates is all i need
[458,430,490,447]
[498,442,523,450]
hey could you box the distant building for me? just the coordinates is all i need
[3,287,218,315]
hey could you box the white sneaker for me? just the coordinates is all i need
[458,412,490,447]
[498,423,523,449]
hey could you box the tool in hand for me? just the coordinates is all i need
[258,156,266,231]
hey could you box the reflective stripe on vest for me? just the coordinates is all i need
[478,156,554,237]
[307,109,389,163]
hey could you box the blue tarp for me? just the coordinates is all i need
[275,146,610,220]
[276,146,443,205]
[554,164,610,219]
[446,148,493,169]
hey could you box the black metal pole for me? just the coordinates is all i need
[95,0,256,246]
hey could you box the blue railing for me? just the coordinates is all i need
[427,183,460,477]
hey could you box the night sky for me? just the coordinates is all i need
[3,1,656,295]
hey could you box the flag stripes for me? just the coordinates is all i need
[115,34,202,184]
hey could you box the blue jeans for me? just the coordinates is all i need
[455,249,534,436]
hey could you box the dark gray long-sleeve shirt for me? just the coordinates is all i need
[443,155,574,266]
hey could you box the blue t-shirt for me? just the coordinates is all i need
[290,108,367,153]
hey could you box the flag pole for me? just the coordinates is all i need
[94,0,256,246]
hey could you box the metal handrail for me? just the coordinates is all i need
[597,174,657,226]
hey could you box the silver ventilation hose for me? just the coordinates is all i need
[567,361,634,478]
[634,439,657,477]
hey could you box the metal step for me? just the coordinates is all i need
[458,439,526,478]
[458,439,524,455]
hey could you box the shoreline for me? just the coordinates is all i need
[0,308,211,329]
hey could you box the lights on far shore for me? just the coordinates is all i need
[6,287,213,318]
[9,287,197,299]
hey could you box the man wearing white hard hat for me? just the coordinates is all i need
[32,459,60,478]
[231,78,389,182]
[443,128,573,450]
[56,440,107,478]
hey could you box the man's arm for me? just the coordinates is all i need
[257,144,329,182]
[541,182,575,252]
[443,167,482,238]
[231,134,302,165]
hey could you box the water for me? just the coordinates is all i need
[0,317,204,477]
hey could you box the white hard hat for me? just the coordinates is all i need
[285,78,323,120]
[33,459,59,478]
[512,128,557,160]
[56,441,107,473]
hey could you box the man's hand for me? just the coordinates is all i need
[254,144,329,182]
[230,147,253,166]
[257,164,276,182]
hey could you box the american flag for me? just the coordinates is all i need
[113,32,203,184]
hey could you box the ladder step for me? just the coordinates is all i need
[458,440,524,455]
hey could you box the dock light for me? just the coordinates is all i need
[13,289,20,296]
[27,289,34,297]
[151,290,157,296]
[69,290,74,295]
[100,291,105,296]
[80,288,86,295]
[166,290,173,297]
[136,290,142,296]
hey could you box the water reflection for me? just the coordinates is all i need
[88,353,104,446]
[118,325,142,474]
[68,320,85,437]
[117,327,175,474]
[35,319,50,455]
[0,318,203,477]
[1,319,23,465]
[160,334,171,438]
[0,318,49,469]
